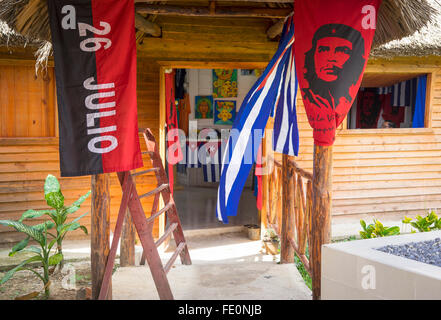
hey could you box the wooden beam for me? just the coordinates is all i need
[280,154,295,263]
[120,210,136,267]
[310,145,333,300]
[267,19,285,39]
[209,1,216,15]
[136,4,291,18]
[91,174,112,300]
[135,13,161,37]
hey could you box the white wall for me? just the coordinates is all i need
[187,68,258,131]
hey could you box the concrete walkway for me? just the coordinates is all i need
[0,231,311,300]
[112,232,312,300]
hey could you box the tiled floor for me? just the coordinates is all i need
[174,186,259,230]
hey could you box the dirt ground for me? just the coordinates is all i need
[0,260,100,300]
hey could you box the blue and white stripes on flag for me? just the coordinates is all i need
[216,17,298,223]
[186,142,201,168]
[201,142,223,182]
[377,77,418,107]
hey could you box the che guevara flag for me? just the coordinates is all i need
[294,0,382,146]
[47,0,143,176]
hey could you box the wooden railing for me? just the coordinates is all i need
[265,155,313,275]
[287,158,312,274]
[266,157,283,236]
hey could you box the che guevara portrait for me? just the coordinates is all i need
[302,23,366,111]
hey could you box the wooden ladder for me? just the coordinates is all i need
[98,128,192,300]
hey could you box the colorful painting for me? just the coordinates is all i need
[213,69,238,98]
[195,96,213,119]
[214,100,236,125]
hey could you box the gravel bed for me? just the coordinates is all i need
[376,238,441,267]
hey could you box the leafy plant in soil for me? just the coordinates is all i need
[0,174,90,299]
[359,219,400,239]
[18,174,90,269]
[402,210,441,232]
[0,220,60,299]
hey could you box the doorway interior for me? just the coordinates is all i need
[159,61,266,231]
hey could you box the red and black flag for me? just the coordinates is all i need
[47,0,143,176]
[294,0,382,146]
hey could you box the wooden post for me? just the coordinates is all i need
[120,210,136,266]
[280,154,295,263]
[310,145,333,300]
[91,174,112,300]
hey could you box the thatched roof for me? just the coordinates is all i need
[372,0,441,57]
[0,19,50,52]
[0,0,440,68]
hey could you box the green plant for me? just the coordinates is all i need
[294,245,311,290]
[18,175,90,269]
[402,210,441,232]
[359,219,400,239]
[0,175,90,299]
[0,219,60,299]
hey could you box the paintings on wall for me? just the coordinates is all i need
[193,69,248,126]
[195,95,213,119]
[213,69,238,98]
[214,100,236,125]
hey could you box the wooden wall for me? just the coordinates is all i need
[272,57,441,232]
[0,16,277,247]
[0,58,160,247]
[2,15,440,245]
[1,65,56,137]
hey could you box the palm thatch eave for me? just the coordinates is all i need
[0,0,440,68]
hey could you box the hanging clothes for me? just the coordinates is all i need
[165,70,183,195]
[391,78,418,107]
[175,69,187,100]
[177,93,191,136]
[412,75,427,128]
[380,93,405,128]
[176,141,187,174]
[356,89,382,129]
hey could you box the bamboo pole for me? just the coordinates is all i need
[91,174,112,300]
[120,210,136,267]
[280,154,295,263]
[310,145,333,300]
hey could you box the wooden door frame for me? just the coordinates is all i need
[157,60,268,235]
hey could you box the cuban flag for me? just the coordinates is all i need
[216,17,298,223]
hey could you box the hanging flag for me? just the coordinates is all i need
[165,70,183,194]
[273,23,298,156]
[216,17,297,223]
[294,0,382,146]
[47,0,143,176]
[201,141,222,183]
